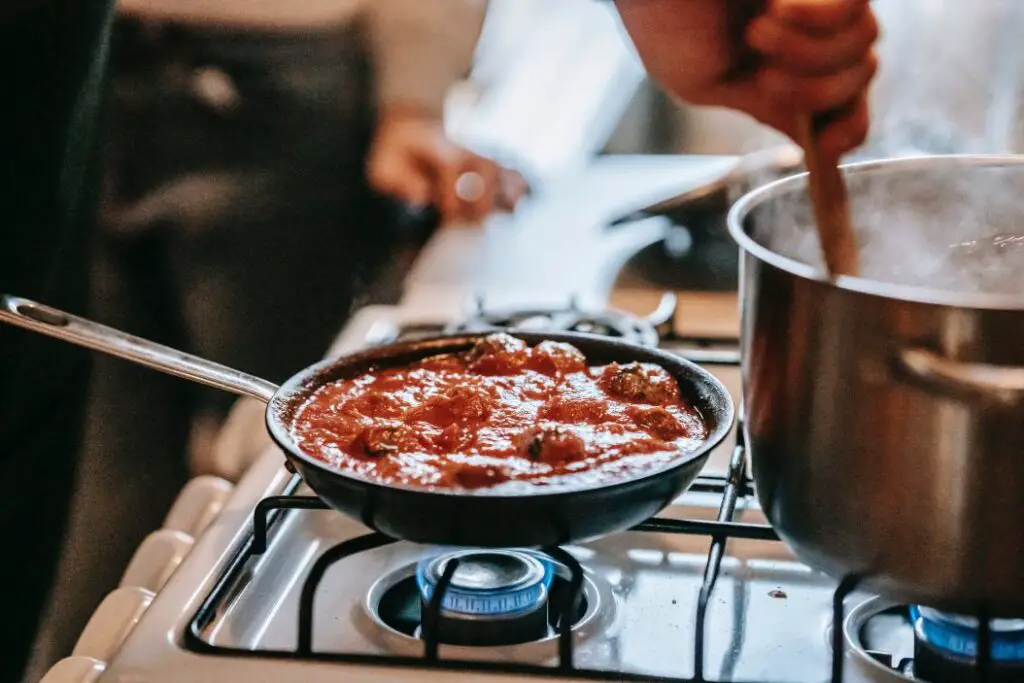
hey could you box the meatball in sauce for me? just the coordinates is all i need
[290,333,707,492]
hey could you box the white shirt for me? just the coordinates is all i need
[118,0,489,115]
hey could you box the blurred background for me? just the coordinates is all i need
[27,0,1024,679]
[460,0,1024,169]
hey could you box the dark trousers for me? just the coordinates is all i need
[34,17,420,666]
[0,1,113,681]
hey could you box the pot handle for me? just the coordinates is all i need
[896,346,1024,408]
[0,294,279,404]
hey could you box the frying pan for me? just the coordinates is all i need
[0,293,734,548]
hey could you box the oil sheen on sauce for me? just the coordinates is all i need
[290,333,708,493]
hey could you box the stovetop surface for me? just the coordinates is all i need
[98,303,970,683]
[175,304,856,683]
[189,489,846,682]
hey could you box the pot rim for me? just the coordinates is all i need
[726,153,1024,310]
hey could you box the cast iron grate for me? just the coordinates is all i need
[186,434,786,682]
[184,342,995,683]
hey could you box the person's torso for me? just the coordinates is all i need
[0,0,113,448]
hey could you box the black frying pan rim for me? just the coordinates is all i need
[264,331,734,500]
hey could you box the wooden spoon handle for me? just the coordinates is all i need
[794,114,860,277]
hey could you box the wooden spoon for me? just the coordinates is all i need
[794,114,860,278]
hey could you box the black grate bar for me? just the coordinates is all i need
[543,546,586,672]
[976,605,991,683]
[830,574,863,683]
[673,348,743,365]
[184,407,823,682]
[688,474,755,497]
[633,517,777,541]
[297,532,396,654]
[423,557,460,662]
[694,440,751,680]
[688,475,729,493]
[252,495,330,555]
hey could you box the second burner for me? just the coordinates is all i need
[446,300,670,347]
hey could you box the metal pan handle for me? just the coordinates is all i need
[895,346,1024,408]
[0,294,278,404]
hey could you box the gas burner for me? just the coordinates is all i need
[365,548,611,654]
[416,549,555,646]
[843,597,1024,683]
[445,293,676,347]
[844,599,916,682]
[911,606,1024,683]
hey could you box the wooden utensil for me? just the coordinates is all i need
[794,114,860,277]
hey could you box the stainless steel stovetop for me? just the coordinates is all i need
[42,301,979,683]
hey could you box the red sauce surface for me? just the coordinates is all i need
[290,334,708,492]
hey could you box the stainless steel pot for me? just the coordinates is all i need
[727,154,1024,615]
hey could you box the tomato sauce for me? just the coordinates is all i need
[290,334,708,492]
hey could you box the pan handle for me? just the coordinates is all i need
[0,294,279,404]
[895,346,1024,408]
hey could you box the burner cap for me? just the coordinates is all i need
[416,549,555,646]
[911,606,1024,682]
[417,549,553,616]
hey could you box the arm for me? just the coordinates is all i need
[363,0,528,223]
[615,0,879,158]
[365,0,488,117]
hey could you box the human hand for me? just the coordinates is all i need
[615,0,879,158]
[366,107,530,224]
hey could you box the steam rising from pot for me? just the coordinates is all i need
[747,161,1024,296]
[736,1,1024,297]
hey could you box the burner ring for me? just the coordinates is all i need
[911,605,1024,663]
[417,549,553,618]
[360,551,613,658]
[843,597,1024,683]
[415,549,556,646]
[842,597,918,682]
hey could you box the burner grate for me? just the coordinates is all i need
[188,452,1002,683]
[184,425,797,682]
[831,577,997,683]
[182,338,787,682]
[447,309,660,346]
[183,320,1002,683]
[444,294,677,347]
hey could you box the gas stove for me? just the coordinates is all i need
[40,299,1015,683]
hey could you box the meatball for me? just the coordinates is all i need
[411,384,493,426]
[602,362,681,405]
[524,425,587,465]
[433,423,473,452]
[452,464,510,489]
[444,385,493,420]
[541,394,607,423]
[469,332,527,358]
[528,340,587,376]
[468,333,529,374]
[350,425,403,457]
[633,406,687,440]
[350,391,404,419]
